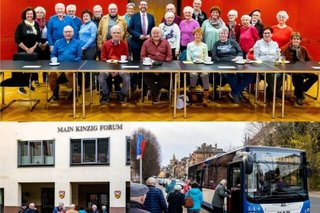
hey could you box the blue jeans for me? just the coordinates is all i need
[224,73,254,96]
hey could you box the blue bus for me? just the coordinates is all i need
[188,146,311,213]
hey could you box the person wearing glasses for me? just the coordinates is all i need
[253,27,282,101]
[271,11,293,48]
[249,9,264,38]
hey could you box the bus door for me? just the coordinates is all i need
[227,162,243,213]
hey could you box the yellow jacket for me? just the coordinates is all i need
[97,14,128,49]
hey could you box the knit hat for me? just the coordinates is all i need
[174,185,182,191]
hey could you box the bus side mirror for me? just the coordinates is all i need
[233,151,253,175]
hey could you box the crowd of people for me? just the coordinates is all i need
[130,177,232,213]
[14,0,318,106]
[18,202,108,213]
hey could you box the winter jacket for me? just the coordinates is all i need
[185,188,203,210]
[212,184,229,208]
[144,185,168,213]
[130,201,150,213]
[167,191,185,213]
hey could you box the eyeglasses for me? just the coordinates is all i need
[263,32,271,34]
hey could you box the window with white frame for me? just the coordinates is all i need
[70,138,109,165]
[18,140,55,166]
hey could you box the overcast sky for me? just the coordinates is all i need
[130,122,249,166]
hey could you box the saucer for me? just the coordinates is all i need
[118,60,128,63]
[106,59,119,63]
[49,62,60,66]
[204,61,213,65]
[193,60,204,64]
[143,62,152,66]
[235,61,245,65]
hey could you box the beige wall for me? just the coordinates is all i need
[0,122,130,209]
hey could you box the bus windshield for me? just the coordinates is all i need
[245,149,308,203]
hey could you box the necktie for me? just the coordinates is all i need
[142,13,147,35]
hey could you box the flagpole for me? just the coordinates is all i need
[140,158,142,183]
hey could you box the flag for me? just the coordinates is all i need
[136,133,147,160]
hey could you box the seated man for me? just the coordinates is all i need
[98,25,130,103]
[141,27,172,103]
[49,25,82,100]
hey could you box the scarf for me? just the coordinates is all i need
[209,17,223,29]
[24,20,37,35]
[35,18,46,30]
[228,21,237,40]
[290,45,302,61]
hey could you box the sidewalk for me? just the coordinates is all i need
[309,191,320,198]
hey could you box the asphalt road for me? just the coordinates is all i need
[310,196,319,212]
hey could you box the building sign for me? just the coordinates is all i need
[114,191,121,199]
[57,124,123,133]
[59,191,65,199]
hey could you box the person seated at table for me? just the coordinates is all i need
[49,25,82,100]
[98,25,130,104]
[281,32,318,106]
[141,27,172,104]
[253,27,283,100]
[186,27,209,107]
[212,26,253,104]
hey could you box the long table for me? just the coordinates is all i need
[1,60,319,119]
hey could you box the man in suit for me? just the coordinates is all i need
[128,0,156,92]
[128,0,155,61]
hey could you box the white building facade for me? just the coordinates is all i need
[0,122,131,213]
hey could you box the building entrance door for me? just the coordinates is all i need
[41,188,54,213]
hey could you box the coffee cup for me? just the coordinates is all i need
[143,57,151,64]
[51,57,58,64]
[205,57,212,63]
[236,56,244,63]
[120,55,127,61]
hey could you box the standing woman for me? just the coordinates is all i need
[238,14,259,58]
[159,11,181,60]
[185,182,203,213]
[35,6,50,82]
[79,9,97,60]
[249,9,264,38]
[179,6,200,53]
[201,6,225,56]
[226,9,240,42]
[271,11,293,48]
[14,7,41,94]
[187,27,209,107]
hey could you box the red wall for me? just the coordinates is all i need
[1,0,320,60]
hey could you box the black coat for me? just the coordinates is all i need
[130,201,150,213]
[167,191,185,213]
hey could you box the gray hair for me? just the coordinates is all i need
[127,3,135,9]
[183,6,194,14]
[146,177,157,186]
[241,14,251,21]
[66,4,76,11]
[108,3,118,10]
[63,25,74,32]
[165,11,175,19]
[219,26,229,33]
[93,5,102,12]
[277,10,289,20]
[220,179,227,186]
[35,6,46,14]
[228,9,238,17]
[55,3,65,11]
[111,25,122,33]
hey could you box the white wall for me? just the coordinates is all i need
[0,122,130,207]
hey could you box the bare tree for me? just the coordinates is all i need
[244,122,267,145]
[130,128,162,182]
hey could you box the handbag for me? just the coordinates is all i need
[183,192,194,208]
